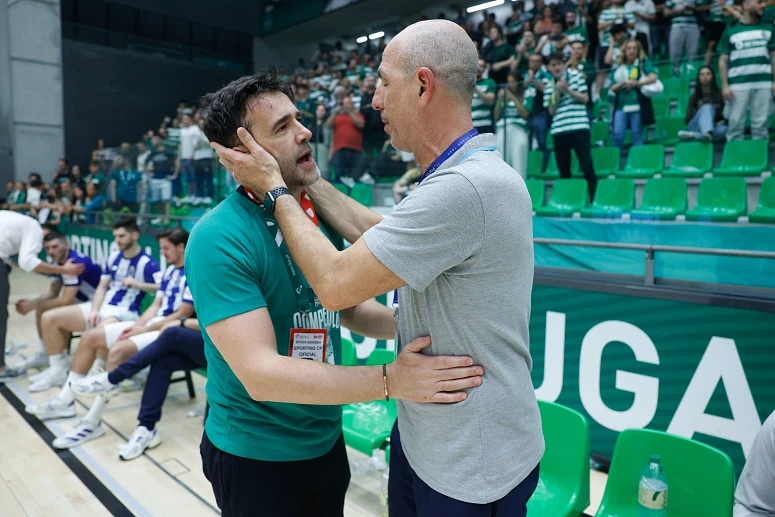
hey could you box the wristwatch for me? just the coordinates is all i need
[263,187,291,214]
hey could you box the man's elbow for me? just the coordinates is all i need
[21,258,42,273]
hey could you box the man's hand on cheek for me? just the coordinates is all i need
[210,127,285,197]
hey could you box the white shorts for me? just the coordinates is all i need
[102,316,164,350]
[149,178,172,202]
[77,302,137,329]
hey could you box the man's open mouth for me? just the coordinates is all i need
[297,151,313,165]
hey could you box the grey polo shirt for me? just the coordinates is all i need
[363,133,544,503]
[734,410,775,517]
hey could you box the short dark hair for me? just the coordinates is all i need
[59,158,69,165]
[114,217,138,233]
[548,52,565,64]
[571,40,587,47]
[43,231,67,243]
[157,228,189,247]
[29,172,42,182]
[201,68,294,148]
[611,23,628,35]
[41,223,59,234]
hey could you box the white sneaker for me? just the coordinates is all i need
[52,420,105,449]
[0,367,25,383]
[29,367,52,383]
[25,396,76,420]
[201,197,213,205]
[87,363,105,378]
[340,177,356,189]
[14,352,50,373]
[29,368,69,393]
[358,173,375,185]
[119,426,161,461]
[71,372,120,399]
[678,130,696,141]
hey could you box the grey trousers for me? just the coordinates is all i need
[669,24,700,75]
[726,88,772,141]
[0,263,9,368]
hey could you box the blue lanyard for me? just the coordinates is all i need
[416,128,479,186]
[392,142,496,307]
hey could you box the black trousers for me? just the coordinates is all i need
[553,129,597,202]
[200,431,351,517]
[0,264,9,368]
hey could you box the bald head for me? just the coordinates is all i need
[388,20,478,105]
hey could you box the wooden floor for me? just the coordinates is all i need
[3,267,606,516]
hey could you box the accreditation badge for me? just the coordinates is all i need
[289,328,328,362]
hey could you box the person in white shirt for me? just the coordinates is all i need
[176,111,204,203]
[625,0,657,53]
[0,211,85,381]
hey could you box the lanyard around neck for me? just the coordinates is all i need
[417,128,479,186]
[238,186,319,313]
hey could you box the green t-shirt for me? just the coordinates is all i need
[499,88,534,129]
[763,5,775,25]
[610,59,656,112]
[296,98,316,128]
[472,78,497,128]
[566,26,590,43]
[491,42,516,64]
[718,23,775,91]
[186,191,345,462]
[709,0,733,23]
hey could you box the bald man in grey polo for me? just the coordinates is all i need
[363,132,544,504]
[734,410,775,517]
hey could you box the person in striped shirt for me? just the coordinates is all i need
[12,231,102,374]
[24,218,160,394]
[596,0,636,97]
[665,0,709,76]
[705,0,736,66]
[495,73,533,177]
[718,0,775,141]
[37,229,194,449]
[473,58,497,134]
[545,52,598,200]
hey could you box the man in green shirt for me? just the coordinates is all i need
[193,71,484,517]
[295,83,315,129]
[718,0,775,140]
[473,58,497,133]
[565,11,590,44]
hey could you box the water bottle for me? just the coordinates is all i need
[638,454,668,517]
[380,466,389,517]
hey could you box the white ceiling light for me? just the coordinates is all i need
[369,31,385,40]
[467,0,504,13]
[357,36,368,43]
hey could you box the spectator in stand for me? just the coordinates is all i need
[545,52,598,200]
[604,23,630,67]
[136,142,151,174]
[311,103,331,179]
[53,159,70,184]
[515,30,538,77]
[650,0,670,57]
[359,75,385,158]
[473,58,498,134]
[597,0,637,98]
[665,0,705,76]
[177,111,202,202]
[70,185,88,222]
[295,83,315,129]
[24,174,44,211]
[109,156,142,214]
[147,135,175,224]
[526,53,552,170]
[705,0,736,66]
[534,6,556,37]
[487,26,518,85]
[679,66,728,141]
[568,40,597,118]
[91,139,105,163]
[610,39,658,149]
[495,73,533,177]
[326,95,364,187]
[7,181,27,210]
[537,19,569,57]
[566,11,590,44]
[70,165,85,190]
[506,2,533,45]
[626,0,657,53]
[82,180,108,224]
[193,119,214,204]
[719,0,775,141]
[86,161,106,186]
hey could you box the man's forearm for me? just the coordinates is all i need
[307,179,383,242]
[342,299,396,340]
[90,285,107,313]
[38,295,73,312]
[32,262,70,276]
[719,56,730,87]
[132,281,159,294]
[146,304,194,331]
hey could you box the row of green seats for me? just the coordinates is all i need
[528,177,775,222]
[528,140,770,181]
[334,182,373,207]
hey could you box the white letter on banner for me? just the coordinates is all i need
[534,311,565,402]
[579,320,659,431]
[70,235,81,254]
[667,337,761,458]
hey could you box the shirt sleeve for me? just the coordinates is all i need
[362,170,485,292]
[143,258,160,283]
[17,222,43,273]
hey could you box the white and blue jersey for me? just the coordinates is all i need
[101,250,160,314]
[49,250,102,302]
[153,265,192,317]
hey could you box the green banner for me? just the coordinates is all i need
[530,283,775,476]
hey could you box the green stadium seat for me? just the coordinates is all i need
[663,76,686,99]
[673,92,690,117]
[685,177,747,222]
[589,146,620,178]
[593,101,609,121]
[590,121,609,146]
[547,132,554,151]
[749,176,775,223]
[333,183,349,195]
[662,142,713,178]
[527,401,590,517]
[342,348,397,455]
[349,183,373,206]
[657,62,672,80]
[616,145,664,178]
[340,338,357,366]
[594,429,734,517]
[527,150,544,178]
[650,97,670,119]
[534,179,588,217]
[713,139,768,177]
[653,116,685,146]
[630,178,687,220]
[533,153,577,180]
[580,179,635,218]
[525,179,546,210]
